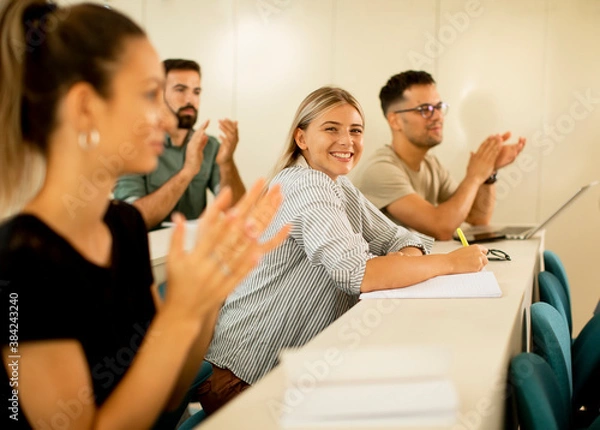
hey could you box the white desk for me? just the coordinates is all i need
[188,237,543,430]
[149,224,202,285]
[147,228,543,429]
[148,227,174,286]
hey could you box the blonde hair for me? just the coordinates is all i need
[268,86,365,183]
[0,0,145,221]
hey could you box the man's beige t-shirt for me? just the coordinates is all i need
[355,145,458,223]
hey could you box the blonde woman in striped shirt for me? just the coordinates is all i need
[199,87,488,413]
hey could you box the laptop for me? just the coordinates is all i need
[453,180,599,243]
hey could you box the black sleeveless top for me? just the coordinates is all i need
[0,201,155,429]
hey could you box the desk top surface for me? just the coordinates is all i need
[191,237,543,430]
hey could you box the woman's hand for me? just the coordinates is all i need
[164,179,289,319]
[447,245,489,274]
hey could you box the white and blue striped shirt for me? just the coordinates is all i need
[206,157,432,384]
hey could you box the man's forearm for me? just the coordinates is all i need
[387,177,484,240]
[426,177,492,239]
[466,184,495,225]
[133,169,194,229]
[218,161,246,205]
[436,177,483,228]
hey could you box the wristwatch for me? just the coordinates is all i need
[484,172,497,185]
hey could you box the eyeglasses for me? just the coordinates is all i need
[394,102,449,119]
[487,249,511,261]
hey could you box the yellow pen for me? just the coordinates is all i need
[456,228,469,247]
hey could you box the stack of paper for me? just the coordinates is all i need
[359,271,502,300]
[278,347,459,428]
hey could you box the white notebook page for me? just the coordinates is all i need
[360,271,502,299]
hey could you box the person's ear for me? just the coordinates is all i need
[294,128,308,150]
[387,110,402,132]
[62,82,103,134]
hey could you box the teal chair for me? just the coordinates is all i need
[544,251,571,306]
[510,353,569,430]
[543,250,573,334]
[510,353,600,430]
[572,312,600,428]
[178,410,207,430]
[530,302,572,407]
[538,271,572,339]
[531,302,600,428]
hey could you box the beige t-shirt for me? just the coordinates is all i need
[355,145,458,221]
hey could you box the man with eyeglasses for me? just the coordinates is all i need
[355,70,525,240]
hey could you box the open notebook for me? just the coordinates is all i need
[359,271,502,299]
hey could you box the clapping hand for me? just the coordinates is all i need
[216,119,239,165]
[183,119,210,175]
[494,131,526,170]
[164,179,289,318]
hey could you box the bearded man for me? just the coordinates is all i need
[115,59,245,229]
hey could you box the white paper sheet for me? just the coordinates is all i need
[359,271,502,300]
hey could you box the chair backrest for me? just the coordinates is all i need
[589,415,600,430]
[530,302,573,405]
[178,410,207,430]
[543,250,571,306]
[510,352,569,430]
[538,271,573,337]
[158,281,167,299]
[571,312,600,424]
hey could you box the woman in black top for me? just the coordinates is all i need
[0,1,287,428]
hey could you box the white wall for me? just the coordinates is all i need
[97,0,599,335]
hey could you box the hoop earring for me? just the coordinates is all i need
[78,129,100,150]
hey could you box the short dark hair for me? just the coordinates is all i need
[163,59,201,77]
[379,70,436,115]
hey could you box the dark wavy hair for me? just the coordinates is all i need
[163,58,201,77]
[379,70,436,115]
